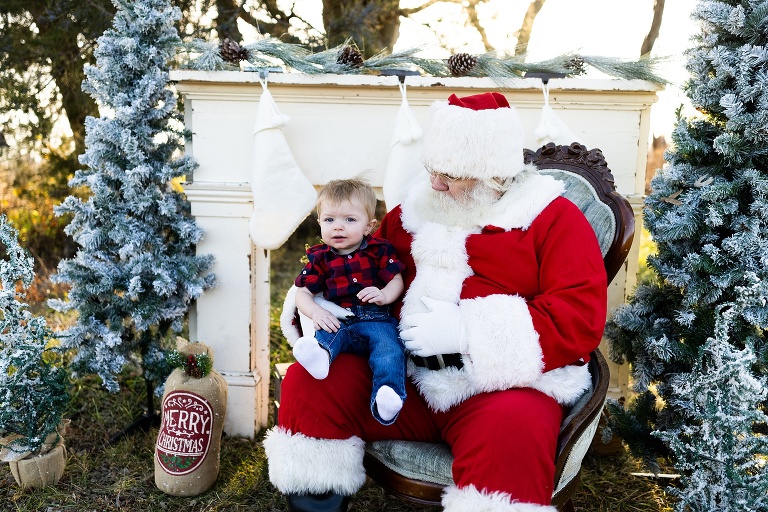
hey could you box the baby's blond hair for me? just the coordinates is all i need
[317,178,377,220]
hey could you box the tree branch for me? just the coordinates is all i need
[238,4,267,33]
[400,0,453,17]
[237,0,292,36]
[464,2,492,52]
[515,0,547,56]
[640,0,665,56]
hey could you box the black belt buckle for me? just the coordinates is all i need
[410,353,463,370]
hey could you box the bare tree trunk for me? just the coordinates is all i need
[640,0,665,56]
[27,2,101,159]
[215,0,243,42]
[49,40,98,159]
[322,0,401,57]
[515,0,547,56]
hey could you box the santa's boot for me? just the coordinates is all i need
[286,492,350,512]
[263,427,365,511]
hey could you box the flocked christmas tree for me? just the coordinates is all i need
[0,215,68,459]
[50,0,214,398]
[606,1,768,507]
[655,277,768,510]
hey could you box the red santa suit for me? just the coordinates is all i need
[264,93,607,512]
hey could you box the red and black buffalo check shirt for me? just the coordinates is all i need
[295,236,406,308]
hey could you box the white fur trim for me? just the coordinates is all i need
[529,363,592,407]
[410,294,593,410]
[410,363,477,412]
[462,294,544,390]
[422,100,526,181]
[485,173,564,230]
[262,427,366,495]
[442,484,557,512]
[401,222,475,316]
[400,217,476,412]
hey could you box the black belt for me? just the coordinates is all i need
[410,353,464,370]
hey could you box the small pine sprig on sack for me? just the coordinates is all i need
[167,350,212,378]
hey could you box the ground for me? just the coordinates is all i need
[1,368,674,511]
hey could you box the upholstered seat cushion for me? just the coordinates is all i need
[364,440,454,486]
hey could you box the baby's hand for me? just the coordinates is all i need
[312,308,341,333]
[358,286,386,305]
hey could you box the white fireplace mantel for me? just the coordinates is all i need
[171,69,661,438]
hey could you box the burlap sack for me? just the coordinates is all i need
[154,338,228,496]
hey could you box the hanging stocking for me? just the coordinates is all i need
[382,81,428,211]
[248,76,317,250]
[535,82,584,147]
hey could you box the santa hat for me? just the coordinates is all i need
[421,92,527,181]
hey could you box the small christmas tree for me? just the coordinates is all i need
[50,0,215,394]
[655,278,768,510]
[0,215,68,459]
[605,0,768,503]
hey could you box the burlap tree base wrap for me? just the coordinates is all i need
[9,440,66,488]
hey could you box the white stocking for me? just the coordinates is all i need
[248,77,317,250]
[382,81,428,211]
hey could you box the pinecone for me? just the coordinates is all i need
[447,53,478,77]
[337,45,364,68]
[219,38,249,64]
[565,56,586,75]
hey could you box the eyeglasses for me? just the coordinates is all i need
[425,166,461,183]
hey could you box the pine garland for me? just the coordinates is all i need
[176,36,670,86]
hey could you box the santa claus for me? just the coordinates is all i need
[264,92,607,511]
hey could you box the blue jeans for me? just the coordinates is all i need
[314,304,406,425]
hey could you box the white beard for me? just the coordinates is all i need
[419,182,502,228]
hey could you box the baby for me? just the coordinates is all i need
[293,178,407,425]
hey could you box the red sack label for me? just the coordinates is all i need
[155,391,213,475]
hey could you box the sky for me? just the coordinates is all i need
[289,0,701,139]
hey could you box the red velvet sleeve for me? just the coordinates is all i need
[527,200,608,371]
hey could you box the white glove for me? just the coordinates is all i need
[314,295,355,319]
[400,297,468,357]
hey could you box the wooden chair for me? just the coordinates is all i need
[361,142,635,511]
